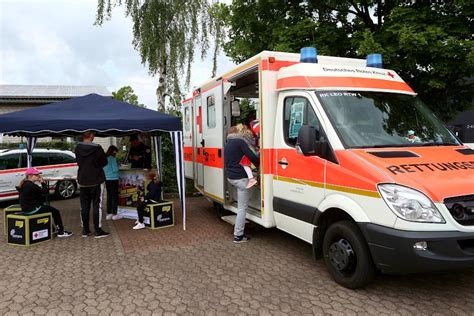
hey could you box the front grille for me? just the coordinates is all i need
[444,195,474,226]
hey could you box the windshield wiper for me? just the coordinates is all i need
[421,142,459,146]
[351,144,412,149]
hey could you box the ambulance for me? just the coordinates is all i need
[181,48,474,288]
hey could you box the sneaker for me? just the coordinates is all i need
[106,214,113,220]
[233,235,250,243]
[133,222,145,230]
[112,214,123,220]
[246,178,257,189]
[57,231,73,238]
[94,229,110,239]
[82,229,91,238]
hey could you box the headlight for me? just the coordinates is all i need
[378,184,445,223]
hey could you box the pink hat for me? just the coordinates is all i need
[25,167,42,175]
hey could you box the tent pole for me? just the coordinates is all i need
[171,131,186,230]
[26,137,37,168]
[153,135,163,200]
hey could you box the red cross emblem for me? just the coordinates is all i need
[387,71,394,78]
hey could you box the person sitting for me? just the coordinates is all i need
[16,167,73,238]
[406,130,421,143]
[133,170,163,230]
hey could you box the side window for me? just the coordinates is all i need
[207,95,216,128]
[283,96,321,146]
[50,153,76,165]
[0,154,21,170]
[32,152,49,166]
[184,106,191,132]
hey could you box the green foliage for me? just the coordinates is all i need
[96,0,221,110]
[214,0,474,121]
[232,99,257,126]
[112,86,144,107]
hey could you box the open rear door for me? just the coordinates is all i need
[182,99,194,179]
[200,82,225,202]
[193,93,204,189]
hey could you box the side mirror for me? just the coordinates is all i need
[297,125,317,155]
[231,100,240,117]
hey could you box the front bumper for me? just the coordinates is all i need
[358,223,474,274]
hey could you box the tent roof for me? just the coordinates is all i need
[0,93,181,137]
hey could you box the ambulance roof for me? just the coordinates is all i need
[277,63,415,95]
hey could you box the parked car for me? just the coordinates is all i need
[0,148,78,201]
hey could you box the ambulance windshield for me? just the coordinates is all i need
[317,91,460,149]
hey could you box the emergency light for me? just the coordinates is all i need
[300,47,318,63]
[367,53,383,68]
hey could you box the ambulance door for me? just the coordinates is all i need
[182,100,194,179]
[193,94,204,189]
[201,83,225,201]
[273,92,325,243]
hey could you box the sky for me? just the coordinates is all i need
[0,0,235,109]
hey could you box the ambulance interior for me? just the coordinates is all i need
[224,68,262,216]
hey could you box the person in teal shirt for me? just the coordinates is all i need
[103,145,120,220]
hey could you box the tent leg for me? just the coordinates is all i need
[170,131,186,230]
[26,137,37,168]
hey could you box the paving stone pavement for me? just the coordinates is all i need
[1,196,474,315]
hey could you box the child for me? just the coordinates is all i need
[16,167,73,237]
[103,145,121,220]
[236,124,258,189]
[133,170,163,230]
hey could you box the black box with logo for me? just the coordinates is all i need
[7,213,52,246]
[143,201,174,229]
[3,204,22,236]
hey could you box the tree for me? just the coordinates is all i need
[112,86,144,107]
[214,1,473,121]
[96,0,221,111]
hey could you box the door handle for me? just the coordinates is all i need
[278,160,289,166]
[200,139,205,147]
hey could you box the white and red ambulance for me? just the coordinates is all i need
[182,48,474,288]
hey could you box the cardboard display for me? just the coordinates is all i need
[143,201,174,229]
[3,204,22,236]
[7,213,52,246]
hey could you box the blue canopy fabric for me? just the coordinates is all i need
[0,93,187,230]
[0,93,181,137]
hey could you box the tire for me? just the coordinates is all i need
[323,220,375,289]
[55,179,77,200]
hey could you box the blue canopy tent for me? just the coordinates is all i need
[0,93,187,229]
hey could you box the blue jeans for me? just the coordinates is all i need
[227,178,250,237]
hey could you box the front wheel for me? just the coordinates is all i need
[323,220,375,289]
[55,180,77,200]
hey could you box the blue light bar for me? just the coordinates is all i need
[367,53,383,68]
[300,47,318,63]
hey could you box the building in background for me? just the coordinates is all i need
[0,85,115,149]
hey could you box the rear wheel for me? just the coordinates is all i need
[323,220,375,289]
[55,180,77,200]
